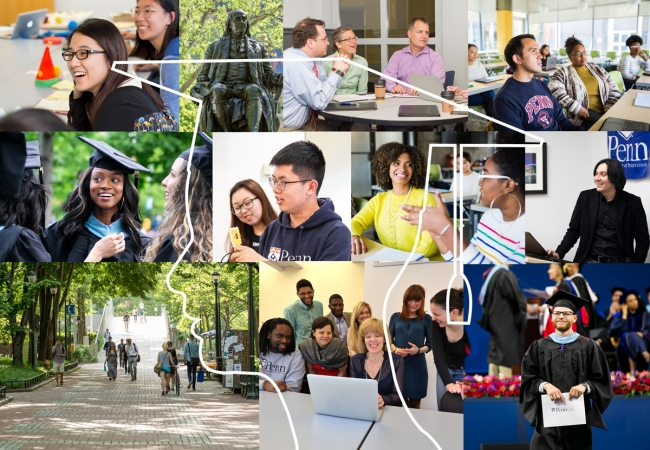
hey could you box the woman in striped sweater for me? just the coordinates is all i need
[400,148,525,265]
[549,36,621,130]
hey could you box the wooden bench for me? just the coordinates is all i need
[0,386,6,398]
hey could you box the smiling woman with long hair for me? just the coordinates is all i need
[42,137,151,262]
[227,179,278,262]
[144,134,213,262]
[65,18,178,131]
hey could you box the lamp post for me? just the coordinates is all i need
[212,271,222,380]
[246,263,259,400]
[50,286,58,357]
[27,271,37,369]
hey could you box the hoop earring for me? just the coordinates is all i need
[489,192,522,223]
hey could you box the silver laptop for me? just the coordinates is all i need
[543,56,557,71]
[0,9,47,39]
[308,374,383,422]
[408,73,445,103]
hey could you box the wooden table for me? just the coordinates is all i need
[588,89,650,130]
[468,74,510,95]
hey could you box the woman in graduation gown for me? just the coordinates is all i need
[520,290,613,450]
[144,133,212,262]
[0,133,51,262]
[42,136,151,262]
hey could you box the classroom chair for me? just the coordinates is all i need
[590,50,601,58]
[429,164,442,182]
[606,51,618,61]
[609,70,625,93]
[621,51,630,59]
[559,48,566,56]
[468,105,485,131]
[444,70,455,89]
[352,197,368,214]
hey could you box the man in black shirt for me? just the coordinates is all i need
[547,158,649,263]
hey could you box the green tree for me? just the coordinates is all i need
[179,0,283,131]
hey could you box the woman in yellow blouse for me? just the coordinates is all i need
[351,142,442,260]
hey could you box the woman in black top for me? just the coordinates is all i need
[429,288,468,409]
[349,318,404,408]
[0,133,51,262]
[65,18,178,132]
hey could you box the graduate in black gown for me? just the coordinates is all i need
[0,133,51,262]
[42,136,151,262]
[144,132,213,262]
[520,290,613,450]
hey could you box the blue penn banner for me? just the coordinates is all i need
[607,132,649,179]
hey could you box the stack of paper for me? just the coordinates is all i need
[633,93,650,108]
[34,98,69,113]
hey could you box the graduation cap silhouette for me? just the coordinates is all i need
[78,136,151,188]
[545,289,589,313]
[179,131,212,188]
[0,132,28,195]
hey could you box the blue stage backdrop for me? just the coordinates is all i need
[464,264,650,375]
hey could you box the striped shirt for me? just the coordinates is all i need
[447,209,525,264]
[619,55,650,80]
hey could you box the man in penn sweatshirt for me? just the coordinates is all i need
[260,140,351,261]
[493,34,580,132]
[259,318,306,392]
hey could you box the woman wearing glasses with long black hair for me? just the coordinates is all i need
[227,179,277,262]
[401,148,525,265]
[65,18,178,131]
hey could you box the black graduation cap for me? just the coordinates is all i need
[0,132,28,195]
[545,289,590,313]
[179,132,212,188]
[26,141,45,186]
[79,136,151,188]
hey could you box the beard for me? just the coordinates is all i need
[552,319,573,333]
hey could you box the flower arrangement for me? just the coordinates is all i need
[611,371,650,397]
[463,374,521,398]
[463,371,650,399]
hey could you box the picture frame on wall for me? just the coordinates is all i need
[525,143,547,194]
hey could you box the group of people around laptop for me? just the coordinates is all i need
[487,32,650,131]
[259,279,467,413]
[282,16,447,131]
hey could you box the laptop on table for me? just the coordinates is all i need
[0,9,47,39]
[308,374,383,421]
[542,56,557,71]
[599,117,650,131]
[525,232,570,263]
[408,73,445,102]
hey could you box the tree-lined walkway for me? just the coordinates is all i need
[0,316,258,449]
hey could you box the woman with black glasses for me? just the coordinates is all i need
[65,18,178,131]
[227,179,278,262]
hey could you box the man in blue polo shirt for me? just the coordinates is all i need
[283,279,324,344]
[493,34,580,132]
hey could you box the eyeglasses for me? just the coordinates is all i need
[62,49,107,61]
[338,36,358,43]
[130,7,158,18]
[551,311,575,318]
[569,51,588,58]
[268,176,311,191]
[477,171,519,185]
[630,45,642,49]
[231,197,258,215]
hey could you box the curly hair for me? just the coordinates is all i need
[0,169,50,235]
[564,35,583,56]
[372,142,427,191]
[259,318,295,355]
[58,167,144,258]
[144,160,212,262]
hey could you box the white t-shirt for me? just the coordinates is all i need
[449,171,480,198]
[468,61,489,81]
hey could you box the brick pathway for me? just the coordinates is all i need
[0,316,258,449]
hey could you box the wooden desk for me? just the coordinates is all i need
[468,74,510,95]
[589,89,650,130]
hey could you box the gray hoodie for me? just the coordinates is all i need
[260,350,306,392]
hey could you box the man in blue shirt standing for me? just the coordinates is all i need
[493,34,580,132]
[284,279,324,345]
[283,18,351,130]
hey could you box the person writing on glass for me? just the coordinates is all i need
[322,27,368,95]
[283,18,350,130]
[351,142,442,260]
[546,159,649,263]
[549,36,620,130]
[350,318,404,408]
[382,17,445,94]
[401,148,526,265]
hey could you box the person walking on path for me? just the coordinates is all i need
[117,339,126,368]
[184,335,201,391]
[103,328,111,343]
[167,341,179,391]
[157,342,177,395]
[125,338,139,381]
[52,338,66,387]
[123,311,130,332]
[132,307,138,324]
[139,302,145,323]
[105,342,118,381]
